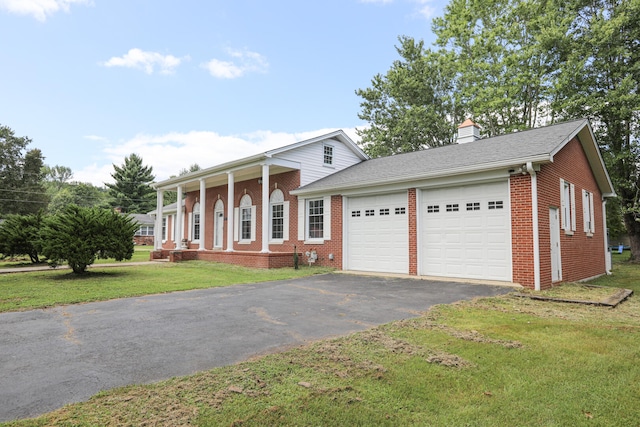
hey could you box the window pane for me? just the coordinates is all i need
[308,200,324,239]
[193,214,200,240]
[241,207,251,240]
[323,145,333,165]
[271,204,283,239]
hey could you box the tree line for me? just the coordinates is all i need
[356,0,639,259]
[0,124,157,272]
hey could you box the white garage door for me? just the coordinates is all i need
[420,181,511,281]
[346,193,408,274]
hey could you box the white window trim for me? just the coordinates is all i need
[301,197,331,244]
[583,189,595,236]
[323,143,334,168]
[162,217,167,242]
[235,195,256,244]
[560,179,576,235]
[191,202,201,243]
[269,200,289,244]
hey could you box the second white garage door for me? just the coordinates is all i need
[420,181,512,281]
[346,193,408,274]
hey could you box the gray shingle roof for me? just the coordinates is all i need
[130,213,155,225]
[294,119,590,194]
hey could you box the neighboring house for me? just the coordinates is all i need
[130,213,155,245]
[152,120,615,290]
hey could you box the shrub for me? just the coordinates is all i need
[0,212,44,263]
[40,205,138,274]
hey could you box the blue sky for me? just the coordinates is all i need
[0,0,445,185]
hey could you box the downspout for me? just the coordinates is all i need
[602,199,612,274]
[526,162,541,291]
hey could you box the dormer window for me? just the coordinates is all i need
[323,144,333,166]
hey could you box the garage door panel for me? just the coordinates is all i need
[347,193,408,274]
[421,181,512,281]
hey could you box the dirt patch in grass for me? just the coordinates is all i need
[514,283,633,307]
[393,316,523,349]
[426,351,473,368]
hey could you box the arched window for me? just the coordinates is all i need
[239,194,252,241]
[192,202,201,241]
[270,189,284,240]
[269,189,289,242]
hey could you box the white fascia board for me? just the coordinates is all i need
[291,156,549,197]
[266,130,368,160]
[153,153,268,190]
[266,157,301,169]
[549,120,615,197]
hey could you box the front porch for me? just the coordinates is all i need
[151,249,299,269]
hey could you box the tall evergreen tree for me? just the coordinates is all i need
[105,153,156,214]
[0,125,48,216]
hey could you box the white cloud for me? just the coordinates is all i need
[412,0,436,19]
[76,128,363,186]
[0,0,91,21]
[202,48,269,79]
[102,48,188,75]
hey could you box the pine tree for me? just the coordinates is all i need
[105,153,156,214]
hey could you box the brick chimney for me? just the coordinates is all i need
[457,119,481,144]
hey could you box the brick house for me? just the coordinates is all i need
[152,119,615,290]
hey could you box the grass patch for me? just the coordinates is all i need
[3,258,639,426]
[0,246,154,269]
[0,262,332,313]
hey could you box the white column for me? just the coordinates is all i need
[155,190,164,250]
[261,164,270,253]
[199,178,207,251]
[226,172,234,252]
[176,185,183,249]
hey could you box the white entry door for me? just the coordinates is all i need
[214,211,224,248]
[549,207,562,282]
[420,181,512,281]
[346,193,408,273]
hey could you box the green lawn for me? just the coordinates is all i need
[0,245,154,268]
[0,261,333,313]
[2,256,639,426]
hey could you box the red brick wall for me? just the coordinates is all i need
[510,174,535,287]
[511,137,606,289]
[536,137,605,288]
[180,170,302,252]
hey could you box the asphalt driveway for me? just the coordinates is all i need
[0,273,511,422]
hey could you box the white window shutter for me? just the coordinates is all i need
[251,205,257,241]
[283,201,290,241]
[188,214,193,240]
[570,183,576,231]
[589,192,595,233]
[298,199,305,241]
[560,179,567,230]
[582,190,589,232]
[233,207,239,242]
[323,196,331,240]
